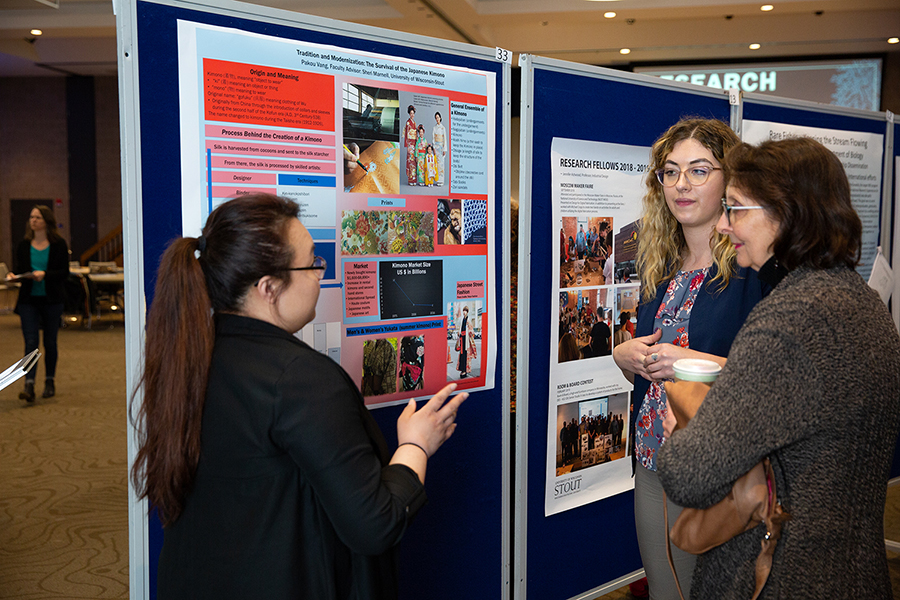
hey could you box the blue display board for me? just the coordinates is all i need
[516,58,732,599]
[121,2,510,598]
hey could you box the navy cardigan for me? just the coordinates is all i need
[630,264,769,470]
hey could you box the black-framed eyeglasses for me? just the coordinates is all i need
[254,256,327,286]
[655,166,722,187]
[721,198,764,225]
[287,256,327,279]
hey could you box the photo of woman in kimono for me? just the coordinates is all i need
[399,335,425,391]
[404,105,417,185]
[416,125,428,186]
[432,112,446,186]
[425,145,437,187]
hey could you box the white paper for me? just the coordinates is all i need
[868,247,894,305]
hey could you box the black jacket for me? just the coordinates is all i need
[158,314,426,599]
[13,237,70,308]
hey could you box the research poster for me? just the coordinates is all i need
[742,120,884,280]
[176,22,497,406]
[546,138,649,515]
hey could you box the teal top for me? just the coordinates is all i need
[29,245,49,296]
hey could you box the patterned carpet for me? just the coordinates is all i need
[1,305,899,600]
[0,312,128,599]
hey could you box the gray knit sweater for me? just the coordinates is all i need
[658,266,900,600]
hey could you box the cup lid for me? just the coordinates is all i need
[673,358,722,382]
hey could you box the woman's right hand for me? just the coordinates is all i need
[612,328,662,380]
[396,383,468,457]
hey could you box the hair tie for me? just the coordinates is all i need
[197,235,207,253]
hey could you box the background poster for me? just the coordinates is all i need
[176,22,497,406]
[742,120,884,280]
[546,138,649,515]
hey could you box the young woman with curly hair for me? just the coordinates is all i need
[613,118,769,600]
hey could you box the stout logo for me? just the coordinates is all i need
[554,475,583,498]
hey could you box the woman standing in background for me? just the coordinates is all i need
[7,205,70,402]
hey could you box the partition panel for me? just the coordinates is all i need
[118,2,511,598]
[516,56,732,600]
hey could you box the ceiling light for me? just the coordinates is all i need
[749,43,761,50]
[604,12,616,18]
[889,37,899,44]
[761,5,774,11]
[619,48,631,55]
[30,29,42,36]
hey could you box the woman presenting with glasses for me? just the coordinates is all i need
[132,194,467,599]
[613,119,768,600]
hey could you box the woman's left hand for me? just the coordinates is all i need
[32,270,46,282]
[396,383,468,457]
[642,343,693,381]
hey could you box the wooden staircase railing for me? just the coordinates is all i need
[79,224,123,266]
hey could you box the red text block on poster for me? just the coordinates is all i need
[344,261,379,318]
[204,59,334,131]
[456,280,484,299]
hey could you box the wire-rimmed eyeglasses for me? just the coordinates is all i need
[720,198,764,225]
[655,166,722,187]
[287,255,328,280]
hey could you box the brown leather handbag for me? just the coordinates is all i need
[663,381,791,600]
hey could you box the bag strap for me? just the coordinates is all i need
[749,457,791,600]
[663,458,790,600]
[662,490,687,600]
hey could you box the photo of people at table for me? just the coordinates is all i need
[560,216,613,288]
[400,92,449,193]
[558,288,613,363]
[555,392,629,476]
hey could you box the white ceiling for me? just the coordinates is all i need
[0,0,897,77]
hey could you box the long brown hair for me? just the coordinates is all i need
[25,204,64,243]
[131,194,300,526]
[637,118,741,301]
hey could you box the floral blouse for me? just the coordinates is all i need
[634,268,708,471]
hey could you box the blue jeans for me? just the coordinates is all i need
[18,299,64,381]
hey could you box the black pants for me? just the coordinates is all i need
[18,298,64,381]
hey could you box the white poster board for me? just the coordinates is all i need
[544,137,648,515]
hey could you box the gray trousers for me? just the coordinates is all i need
[634,464,696,600]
